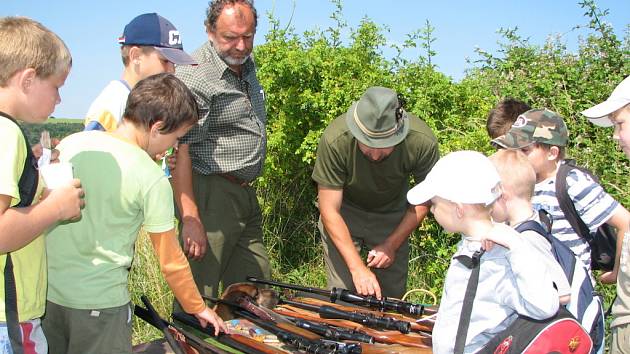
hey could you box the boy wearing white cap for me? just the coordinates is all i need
[582,75,630,353]
[407,150,559,354]
[84,13,196,132]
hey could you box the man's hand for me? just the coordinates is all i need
[366,243,395,269]
[195,307,228,336]
[351,266,382,299]
[181,216,207,260]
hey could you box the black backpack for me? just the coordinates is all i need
[1,112,39,354]
[555,159,617,271]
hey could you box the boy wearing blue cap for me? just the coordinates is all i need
[84,13,196,132]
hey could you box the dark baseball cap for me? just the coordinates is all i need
[118,13,196,65]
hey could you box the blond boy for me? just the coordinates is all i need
[489,149,571,304]
[407,150,559,353]
[582,75,630,353]
[0,17,83,353]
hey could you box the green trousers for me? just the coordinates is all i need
[182,173,271,299]
[42,301,132,354]
[319,202,409,299]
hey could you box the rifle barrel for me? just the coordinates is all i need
[247,277,434,317]
[282,299,411,334]
[247,276,332,297]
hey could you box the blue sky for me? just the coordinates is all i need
[3,0,629,119]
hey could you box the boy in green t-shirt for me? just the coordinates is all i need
[0,16,84,354]
[42,73,227,354]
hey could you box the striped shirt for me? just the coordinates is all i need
[532,161,618,274]
[176,41,266,182]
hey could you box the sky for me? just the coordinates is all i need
[2,0,629,119]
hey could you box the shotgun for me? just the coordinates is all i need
[273,306,431,348]
[134,304,232,354]
[247,277,436,317]
[140,295,187,354]
[172,312,286,354]
[281,299,411,334]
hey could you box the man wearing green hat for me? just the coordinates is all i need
[312,86,439,298]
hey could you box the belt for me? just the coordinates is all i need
[218,173,249,187]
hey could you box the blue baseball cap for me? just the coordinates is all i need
[118,13,196,65]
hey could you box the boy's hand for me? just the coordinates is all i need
[45,179,84,221]
[166,153,177,171]
[481,223,518,250]
[194,307,228,336]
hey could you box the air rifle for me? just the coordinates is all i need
[281,299,410,334]
[247,277,436,318]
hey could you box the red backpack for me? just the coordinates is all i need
[454,249,593,354]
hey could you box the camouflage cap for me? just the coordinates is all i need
[491,108,568,149]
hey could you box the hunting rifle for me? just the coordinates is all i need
[208,295,429,353]
[294,297,434,333]
[211,296,360,354]
[281,299,411,334]
[273,305,431,349]
[247,277,436,317]
[135,297,276,354]
[289,318,374,344]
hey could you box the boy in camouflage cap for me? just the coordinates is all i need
[492,109,630,284]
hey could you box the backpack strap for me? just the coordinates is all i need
[453,248,485,354]
[514,219,551,243]
[0,112,38,354]
[555,160,595,245]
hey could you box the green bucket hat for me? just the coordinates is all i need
[491,108,569,149]
[346,86,409,148]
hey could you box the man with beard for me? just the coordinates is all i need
[173,0,270,300]
[312,87,439,299]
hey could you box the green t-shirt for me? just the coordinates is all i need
[312,113,439,213]
[0,117,47,322]
[46,131,175,309]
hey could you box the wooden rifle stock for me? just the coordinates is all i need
[274,306,431,349]
[295,297,434,333]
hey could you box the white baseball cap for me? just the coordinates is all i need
[581,75,630,127]
[407,150,502,206]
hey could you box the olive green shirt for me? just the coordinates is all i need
[312,114,439,213]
